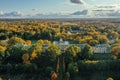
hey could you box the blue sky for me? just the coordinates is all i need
[0,0,120,18]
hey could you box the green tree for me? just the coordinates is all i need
[5,44,27,64]
[64,72,70,80]
[68,62,78,76]
[64,45,81,72]
[81,44,93,60]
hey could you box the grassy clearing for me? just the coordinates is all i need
[92,53,113,60]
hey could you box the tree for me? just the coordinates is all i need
[75,36,81,43]
[112,45,120,59]
[64,72,70,80]
[106,77,114,80]
[89,39,99,46]
[51,72,58,80]
[36,39,44,45]
[7,36,25,47]
[68,62,78,76]
[65,45,81,57]
[81,44,93,60]
[40,30,53,40]
[43,40,51,44]
[64,45,81,72]
[45,44,61,62]
[26,40,31,46]
[0,46,6,62]
[5,44,27,64]
[22,53,30,64]
[98,35,109,44]
[28,44,42,59]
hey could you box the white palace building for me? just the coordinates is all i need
[53,38,111,54]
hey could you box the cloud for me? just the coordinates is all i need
[0,11,4,16]
[71,10,88,15]
[96,5,116,8]
[92,9,115,12]
[70,0,84,4]
[1,9,120,19]
[91,8,120,17]
[107,11,120,16]
[31,9,38,11]
[31,13,70,19]
[0,11,23,17]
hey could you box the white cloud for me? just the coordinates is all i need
[1,9,120,19]
[71,10,88,15]
[0,11,23,17]
[0,11,4,15]
[0,11,25,18]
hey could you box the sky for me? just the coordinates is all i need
[0,0,120,18]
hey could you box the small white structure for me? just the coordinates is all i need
[53,38,69,45]
[53,38,69,52]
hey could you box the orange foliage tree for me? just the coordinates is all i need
[26,40,31,46]
[51,72,58,80]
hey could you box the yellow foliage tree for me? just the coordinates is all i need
[31,50,37,59]
[37,40,43,45]
[0,46,6,51]
[107,77,114,80]
[112,46,120,59]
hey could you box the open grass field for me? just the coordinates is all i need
[92,53,113,60]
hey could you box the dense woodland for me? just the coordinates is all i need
[0,19,120,80]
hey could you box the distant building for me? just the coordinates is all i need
[92,44,111,53]
[53,39,111,53]
[53,38,86,53]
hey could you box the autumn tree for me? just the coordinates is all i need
[89,39,99,46]
[22,53,31,64]
[45,44,61,62]
[64,45,81,57]
[51,72,58,80]
[112,45,120,59]
[28,44,42,59]
[98,35,109,44]
[7,36,25,47]
[36,39,44,45]
[26,40,31,46]
[0,46,6,62]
